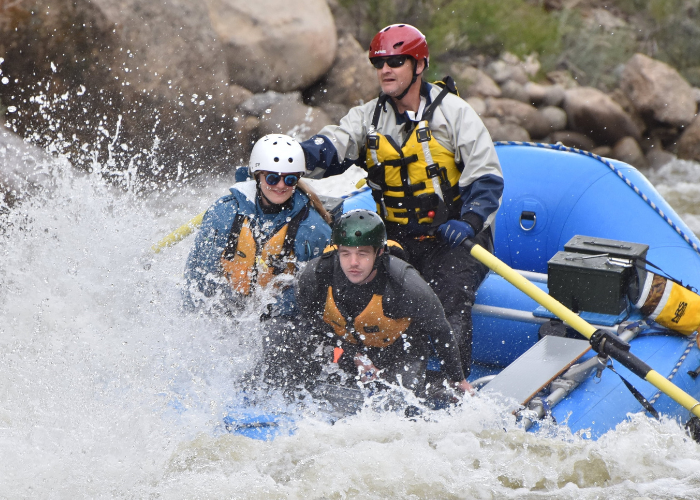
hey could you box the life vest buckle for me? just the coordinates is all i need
[368,135,380,150]
[416,127,431,143]
[426,163,447,183]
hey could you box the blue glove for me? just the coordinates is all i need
[438,220,475,248]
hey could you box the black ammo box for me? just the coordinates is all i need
[548,236,649,315]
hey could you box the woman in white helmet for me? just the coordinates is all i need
[183,134,332,317]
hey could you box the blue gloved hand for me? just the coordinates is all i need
[437,219,475,248]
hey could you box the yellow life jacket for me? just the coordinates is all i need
[322,286,411,348]
[365,80,463,226]
[220,206,308,295]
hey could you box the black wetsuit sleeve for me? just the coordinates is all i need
[402,268,466,382]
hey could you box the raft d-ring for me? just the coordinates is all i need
[519,210,537,231]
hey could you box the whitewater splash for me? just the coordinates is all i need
[1,129,700,497]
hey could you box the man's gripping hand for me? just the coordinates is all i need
[437,220,475,248]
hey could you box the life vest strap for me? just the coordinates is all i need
[383,154,418,168]
[383,193,439,210]
[383,182,427,194]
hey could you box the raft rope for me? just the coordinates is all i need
[648,332,698,406]
[494,141,700,259]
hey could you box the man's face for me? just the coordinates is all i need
[374,56,425,98]
[338,245,378,285]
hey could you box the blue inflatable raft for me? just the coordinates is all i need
[228,142,700,440]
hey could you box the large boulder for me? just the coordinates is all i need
[550,131,596,151]
[611,136,648,169]
[563,87,641,145]
[0,0,252,176]
[207,0,337,93]
[677,115,700,162]
[485,98,551,139]
[621,53,697,127]
[242,91,332,141]
[482,117,530,143]
[525,82,565,107]
[305,33,379,108]
[450,64,501,98]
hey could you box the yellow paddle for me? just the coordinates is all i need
[463,240,700,418]
[151,211,206,254]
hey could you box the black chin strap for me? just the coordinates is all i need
[394,59,421,102]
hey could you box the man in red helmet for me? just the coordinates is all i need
[300,24,503,378]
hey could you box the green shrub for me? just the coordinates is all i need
[544,8,637,90]
[427,0,560,59]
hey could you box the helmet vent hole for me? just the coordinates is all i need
[273,141,278,145]
[274,157,280,162]
[355,231,362,237]
[288,157,293,163]
[393,41,404,49]
[359,215,364,219]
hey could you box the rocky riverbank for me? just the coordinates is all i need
[1,0,699,189]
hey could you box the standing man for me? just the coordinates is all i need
[300,24,503,376]
[293,209,472,397]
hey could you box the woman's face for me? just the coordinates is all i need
[257,171,300,206]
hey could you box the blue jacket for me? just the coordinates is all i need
[183,180,332,317]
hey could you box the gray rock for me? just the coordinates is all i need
[542,84,566,107]
[482,118,531,143]
[305,33,380,108]
[693,87,700,104]
[465,96,486,116]
[539,106,568,132]
[612,136,648,169]
[645,148,676,170]
[621,53,697,127]
[0,0,252,175]
[258,101,332,142]
[240,91,302,117]
[485,98,550,139]
[550,131,596,151]
[229,84,255,109]
[209,0,337,93]
[486,59,530,84]
[450,64,501,98]
[500,80,529,103]
[563,87,641,145]
[591,145,613,158]
[319,102,350,124]
[547,70,579,89]
[677,114,700,162]
[524,82,565,107]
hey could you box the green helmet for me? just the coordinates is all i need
[332,209,387,248]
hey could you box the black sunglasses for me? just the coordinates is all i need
[264,172,300,187]
[370,55,409,69]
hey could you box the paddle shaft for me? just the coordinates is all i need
[151,211,205,254]
[464,240,700,418]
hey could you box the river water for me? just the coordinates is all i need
[1,121,700,498]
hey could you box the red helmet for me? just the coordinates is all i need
[369,24,429,67]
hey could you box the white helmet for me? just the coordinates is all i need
[248,134,306,175]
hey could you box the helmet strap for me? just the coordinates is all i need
[372,247,385,271]
[393,59,421,102]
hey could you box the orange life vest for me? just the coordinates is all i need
[322,286,411,348]
[220,206,308,295]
